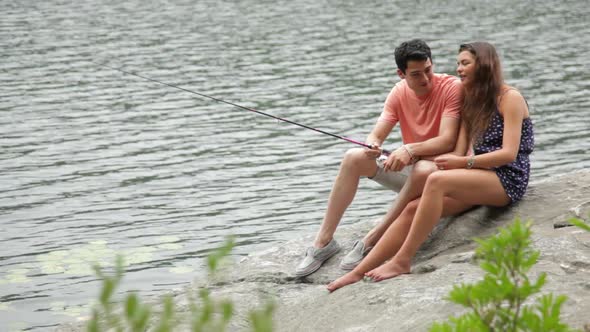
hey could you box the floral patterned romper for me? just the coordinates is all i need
[473,98,534,203]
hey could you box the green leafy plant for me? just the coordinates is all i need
[569,217,590,332]
[87,237,275,331]
[430,218,575,332]
[568,217,590,232]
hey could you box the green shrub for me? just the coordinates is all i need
[430,218,576,332]
[87,237,274,331]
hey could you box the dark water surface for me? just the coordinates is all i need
[1,0,589,330]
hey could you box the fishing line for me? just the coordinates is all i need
[92,61,391,155]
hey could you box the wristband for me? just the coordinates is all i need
[402,145,419,164]
[466,155,475,169]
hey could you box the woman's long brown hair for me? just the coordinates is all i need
[460,42,504,143]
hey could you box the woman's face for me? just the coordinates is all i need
[457,50,476,86]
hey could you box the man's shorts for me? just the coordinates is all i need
[369,155,412,192]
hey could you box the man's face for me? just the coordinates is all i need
[398,58,434,96]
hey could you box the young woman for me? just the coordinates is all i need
[327,42,534,291]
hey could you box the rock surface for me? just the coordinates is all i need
[214,170,590,331]
[58,170,590,331]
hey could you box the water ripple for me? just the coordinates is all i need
[1,0,589,329]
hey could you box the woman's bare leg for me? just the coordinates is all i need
[364,197,472,281]
[327,200,420,291]
[327,195,470,292]
[363,161,437,247]
[366,169,509,281]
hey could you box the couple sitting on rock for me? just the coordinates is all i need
[293,39,534,292]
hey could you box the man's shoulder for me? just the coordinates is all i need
[434,73,461,88]
[392,78,409,90]
[432,73,462,99]
[387,79,409,100]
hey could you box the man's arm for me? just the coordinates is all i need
[409,77,463,160]
[452,121,470,156]
[406,116,461,160]
[362,120,395,159]
[366,120,395,148]
[381,116,459,170]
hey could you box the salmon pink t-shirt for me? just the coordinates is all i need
[378,74,462,144]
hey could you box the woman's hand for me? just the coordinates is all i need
[434,154,468,170]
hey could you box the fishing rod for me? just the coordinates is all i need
[92,61,391,155]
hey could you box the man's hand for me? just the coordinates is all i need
[364,143,383,159]
[382,146,411,172]
[434,154,467,170]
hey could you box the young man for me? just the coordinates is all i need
[295,39,463,277]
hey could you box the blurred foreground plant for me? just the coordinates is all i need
[568,217,590,233]
[430,218,577,332]
[570,216,590,332]
[87,237,275,331]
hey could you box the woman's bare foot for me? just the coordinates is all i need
[364,259,410,282]
[327,272,364,292]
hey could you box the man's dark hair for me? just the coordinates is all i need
[394,39,432,74]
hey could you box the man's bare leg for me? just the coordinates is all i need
[313,148,380,248]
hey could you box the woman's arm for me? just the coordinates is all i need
[466,89,527,169]
[434,89,528,169]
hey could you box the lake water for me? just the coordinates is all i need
[1,0,589,330]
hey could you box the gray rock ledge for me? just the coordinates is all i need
[58,170,590,331]
[212,170,590,331]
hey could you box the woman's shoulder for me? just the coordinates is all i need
[500,85,524,98]
[499,85,526,104]
[498,85,529,117]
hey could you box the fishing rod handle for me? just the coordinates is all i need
[367,143,391,156]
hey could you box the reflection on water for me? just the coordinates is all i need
[1,0,589,329]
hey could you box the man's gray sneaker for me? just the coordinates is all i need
[294,239,340,278]
[340,240,373,270]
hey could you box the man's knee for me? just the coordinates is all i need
[341,148,375,172]
[342,148,365,163]
[410,160,438,183]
